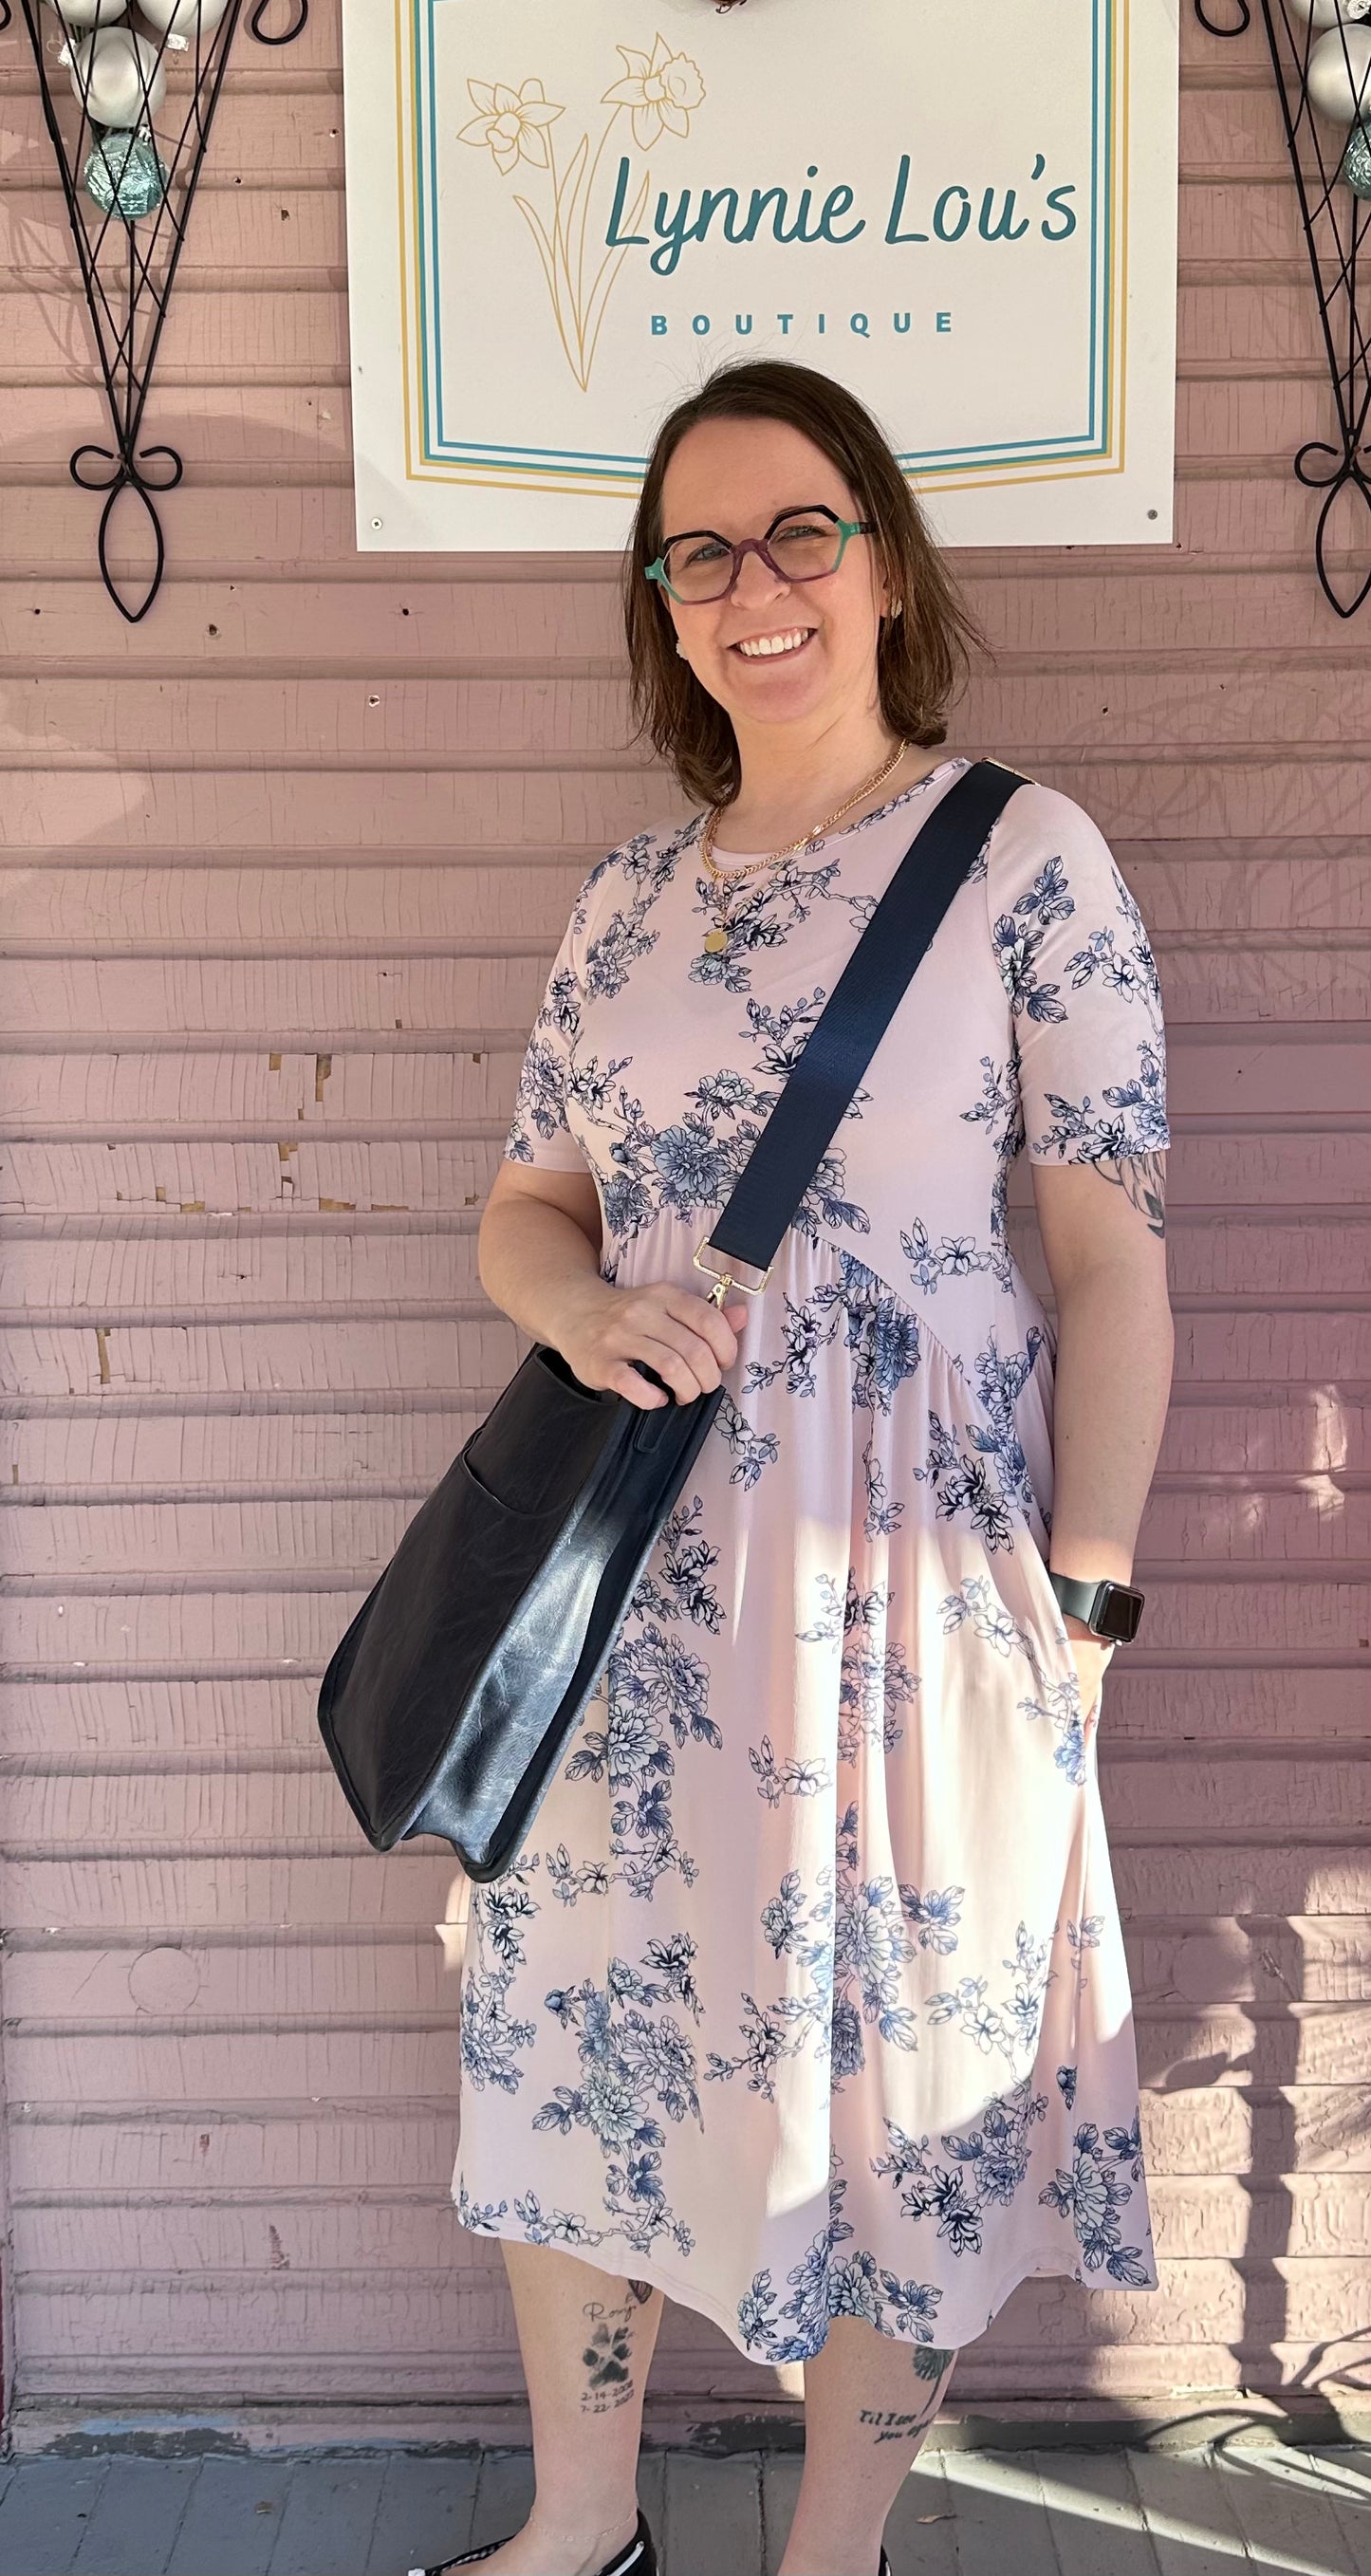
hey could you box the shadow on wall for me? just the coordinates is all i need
[1140,1896,1368,2422]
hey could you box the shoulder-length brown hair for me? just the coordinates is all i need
[621,357,984,814]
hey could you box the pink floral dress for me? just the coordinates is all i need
[453,757,1167,2362]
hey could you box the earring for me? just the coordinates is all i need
[676,637,690,657]
[888,599,904,620]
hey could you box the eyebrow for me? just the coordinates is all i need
[658,501,837,546]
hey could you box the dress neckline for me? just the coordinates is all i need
[698,754,970,864]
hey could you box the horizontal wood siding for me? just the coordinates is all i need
[1,10,1367,2417]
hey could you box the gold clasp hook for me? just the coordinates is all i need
[692,1235,772,1308]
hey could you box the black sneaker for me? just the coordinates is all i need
[410,2506,656,2576]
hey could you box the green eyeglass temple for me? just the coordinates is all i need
[644,507,873,604]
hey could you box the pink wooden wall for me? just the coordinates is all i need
[2,12,1367,2427]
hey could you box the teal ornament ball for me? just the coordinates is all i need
[1344,121,1371,196]
[83,128,167,219]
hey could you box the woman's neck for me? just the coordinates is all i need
[711,719,944,853]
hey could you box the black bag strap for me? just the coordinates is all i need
[695,758,1027,1299]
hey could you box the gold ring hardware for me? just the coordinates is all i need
[693,1236,772,1307]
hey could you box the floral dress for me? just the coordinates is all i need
[453,756,1168,2362]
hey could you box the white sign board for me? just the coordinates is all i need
[343,0,1178,550]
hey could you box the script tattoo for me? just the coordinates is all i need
[860,2408,925,2445]
[1088,1149,1166,1240]
[581,2298,637,2415]
[859,2350,954,2445]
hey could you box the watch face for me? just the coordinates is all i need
[1097,1584,1144,1643]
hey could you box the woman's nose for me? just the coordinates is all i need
[728,541,788,605]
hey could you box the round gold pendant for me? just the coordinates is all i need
[703,926,729,954]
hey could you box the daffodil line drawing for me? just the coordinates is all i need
[457,34,707,391]
[603,37,706,150]
[456,77,565,176]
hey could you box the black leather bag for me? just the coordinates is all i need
[317,761,1025,1880]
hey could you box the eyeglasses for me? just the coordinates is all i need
[644,504,874,605]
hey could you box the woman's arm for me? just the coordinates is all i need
[478,1160,748,1410]
[1030,1147,1175,1709]
[477,1159,606,1342]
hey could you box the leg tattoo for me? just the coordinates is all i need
[580,2296,638,2415]
[858,2346,954,2445]
[1088,1150,1166,1240]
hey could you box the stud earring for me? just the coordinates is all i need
[676,637,690,657]
[888,599,904,619]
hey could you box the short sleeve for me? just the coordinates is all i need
[503,894,594,1174]
[987,787,1170,1165]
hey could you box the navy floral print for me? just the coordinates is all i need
[455,761,1165,2356]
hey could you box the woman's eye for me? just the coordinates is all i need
[682,539,727,567]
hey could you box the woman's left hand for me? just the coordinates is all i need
[1065,1616,1113,1745]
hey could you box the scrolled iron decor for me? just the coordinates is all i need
[3,0,306,620]
[1196,0,1371,615]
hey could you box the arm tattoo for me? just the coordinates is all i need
[1088,1149,1166,1240]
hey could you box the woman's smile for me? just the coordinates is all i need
[730,624,818,659]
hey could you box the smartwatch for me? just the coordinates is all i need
[1048,1570,1145,1644]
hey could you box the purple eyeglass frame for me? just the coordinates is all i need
[644,503,874,604]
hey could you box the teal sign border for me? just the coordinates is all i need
[410,0,1115,483]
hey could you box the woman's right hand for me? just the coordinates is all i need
[557,1278,751,1410]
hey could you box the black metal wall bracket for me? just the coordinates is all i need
[1196,0,1371,615]
[3,0,306,620]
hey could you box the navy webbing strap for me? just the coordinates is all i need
[698,759,1027,1290]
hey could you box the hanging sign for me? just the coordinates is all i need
[343,0,1179,550]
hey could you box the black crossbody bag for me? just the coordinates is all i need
[317,761,1025,1881]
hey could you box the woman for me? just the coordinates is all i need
[427,359,1174,2576]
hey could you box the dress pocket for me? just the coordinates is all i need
[1011,1525,1079,1688]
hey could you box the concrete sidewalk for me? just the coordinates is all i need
[0,2441,1367,2576]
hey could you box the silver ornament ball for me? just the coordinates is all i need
[1306,23,1371,121]
[83,126,168,218]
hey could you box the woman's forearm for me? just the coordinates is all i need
[1047,1265,1175,1585]
[477,1195,610,1347]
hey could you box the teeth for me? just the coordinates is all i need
[736,629,811,658]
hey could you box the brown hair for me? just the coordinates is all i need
[621,357,985,814]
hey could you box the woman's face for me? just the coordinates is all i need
[657,415,893,745]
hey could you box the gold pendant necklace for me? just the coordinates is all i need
[698,740,910,955]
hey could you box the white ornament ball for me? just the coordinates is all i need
[1306,23,1371,120]
[69,25,166,123]
[42,0,128,27]
[135,0,230,40]
[1288,0,1371,26]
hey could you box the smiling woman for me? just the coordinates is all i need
[439,358,1175,2576]
[622,359,981,814]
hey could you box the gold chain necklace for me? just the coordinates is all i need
[697,740,910,955]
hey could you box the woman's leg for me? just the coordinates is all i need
[778,2326,956,2576]
[448,2241,662,2576]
